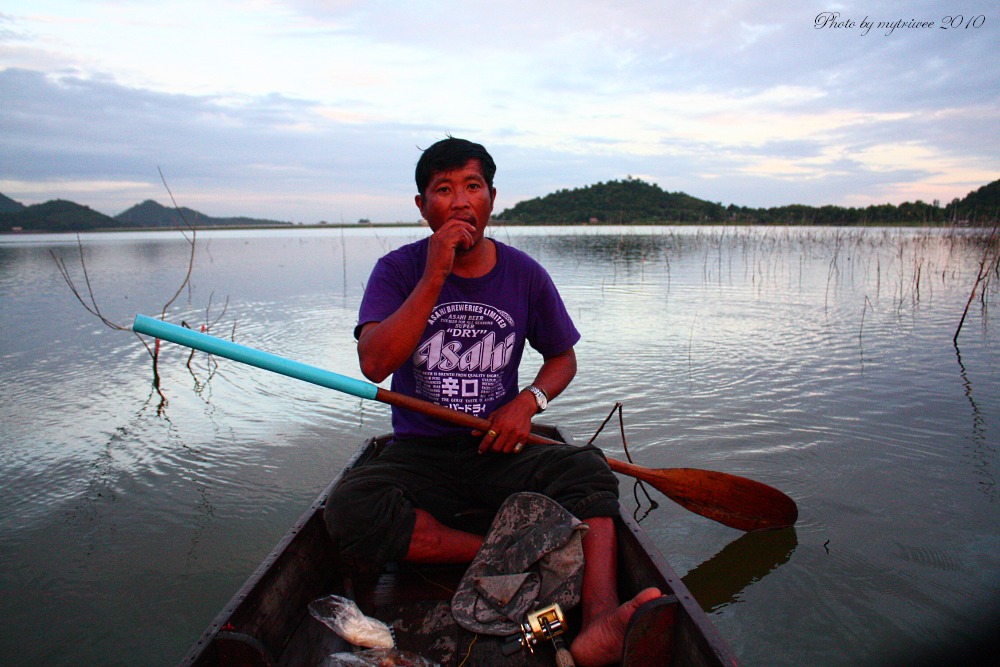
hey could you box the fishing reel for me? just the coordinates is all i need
[502,603,574,665]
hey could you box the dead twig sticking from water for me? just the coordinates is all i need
[51,236,129,332]
[954,220,999,345]
[859,295,874,371]
[155,166,198,320]
[182,292,229,369]
[50,168,231,410]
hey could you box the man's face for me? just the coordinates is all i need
[416,159,496,248]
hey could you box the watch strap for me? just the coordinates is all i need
[526,385,548,412]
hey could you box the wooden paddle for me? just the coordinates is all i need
[132,315,798,532]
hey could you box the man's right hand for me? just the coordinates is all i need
[425,219,476,281]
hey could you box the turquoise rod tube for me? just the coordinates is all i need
[132,314,379,401]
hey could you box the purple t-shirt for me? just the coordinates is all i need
[357,237,580,439]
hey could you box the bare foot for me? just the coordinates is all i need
[569,587,662,667]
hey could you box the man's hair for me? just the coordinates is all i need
[415,137,496,197]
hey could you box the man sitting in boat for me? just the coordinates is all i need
[324,137,661,667]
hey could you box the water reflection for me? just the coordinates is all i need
[682,528,798,612]
[953,344,996,503]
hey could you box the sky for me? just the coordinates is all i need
[1,0,998,223]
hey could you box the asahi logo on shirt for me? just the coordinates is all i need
[416,301,516,372]
[416,329,515,372]
[413,302,517,412]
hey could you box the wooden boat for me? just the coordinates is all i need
[179,427,739,666]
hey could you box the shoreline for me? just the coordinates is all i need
[1,220,988,235]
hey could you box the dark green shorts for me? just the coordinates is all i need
[323,435,619,566]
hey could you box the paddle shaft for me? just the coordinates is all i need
[132,315,797,531]
[133,314,379,401]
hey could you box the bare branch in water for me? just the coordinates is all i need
[954,220,999,345]
[51,168,203,342]
[50,235,128,331]
[50,168,233,402]
[183,292,230,367]
[157,166,198,319]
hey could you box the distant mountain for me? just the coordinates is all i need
[0,195,293,232]
[497,176,1000,225]
[114,199,292,228]
[496,177,725,224]
[115,199,201,227]
[0,199,119,232]
[0,192,25,214]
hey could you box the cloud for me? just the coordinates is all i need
[0,1,997,220]
[0,68,428,220]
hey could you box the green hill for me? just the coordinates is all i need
[0,196,294,232]
[115,199,204,227]
[114,199,292,228]
[0,200,119,232]
[496,177,726,224]
[496,176,999,226]
[0,192,24,214]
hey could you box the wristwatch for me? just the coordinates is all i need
[526,385,548,412]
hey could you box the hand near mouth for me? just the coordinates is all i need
[450,217,479,250]
[426,218,479,279]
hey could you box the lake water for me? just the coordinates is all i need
[1,225,998,666]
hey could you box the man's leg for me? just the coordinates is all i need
[570,516,663,667]
[325,439,477,566]
[404,508,662,667]
[405,508,483,563]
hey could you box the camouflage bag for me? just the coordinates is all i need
[451,492,588,635]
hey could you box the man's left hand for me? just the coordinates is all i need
[476,391,538,454]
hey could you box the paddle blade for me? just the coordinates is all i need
[608,459,798,532]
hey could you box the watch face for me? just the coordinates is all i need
[530,386,547,410]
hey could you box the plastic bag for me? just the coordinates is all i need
[308,594,394,649]
[321,648,441,667]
